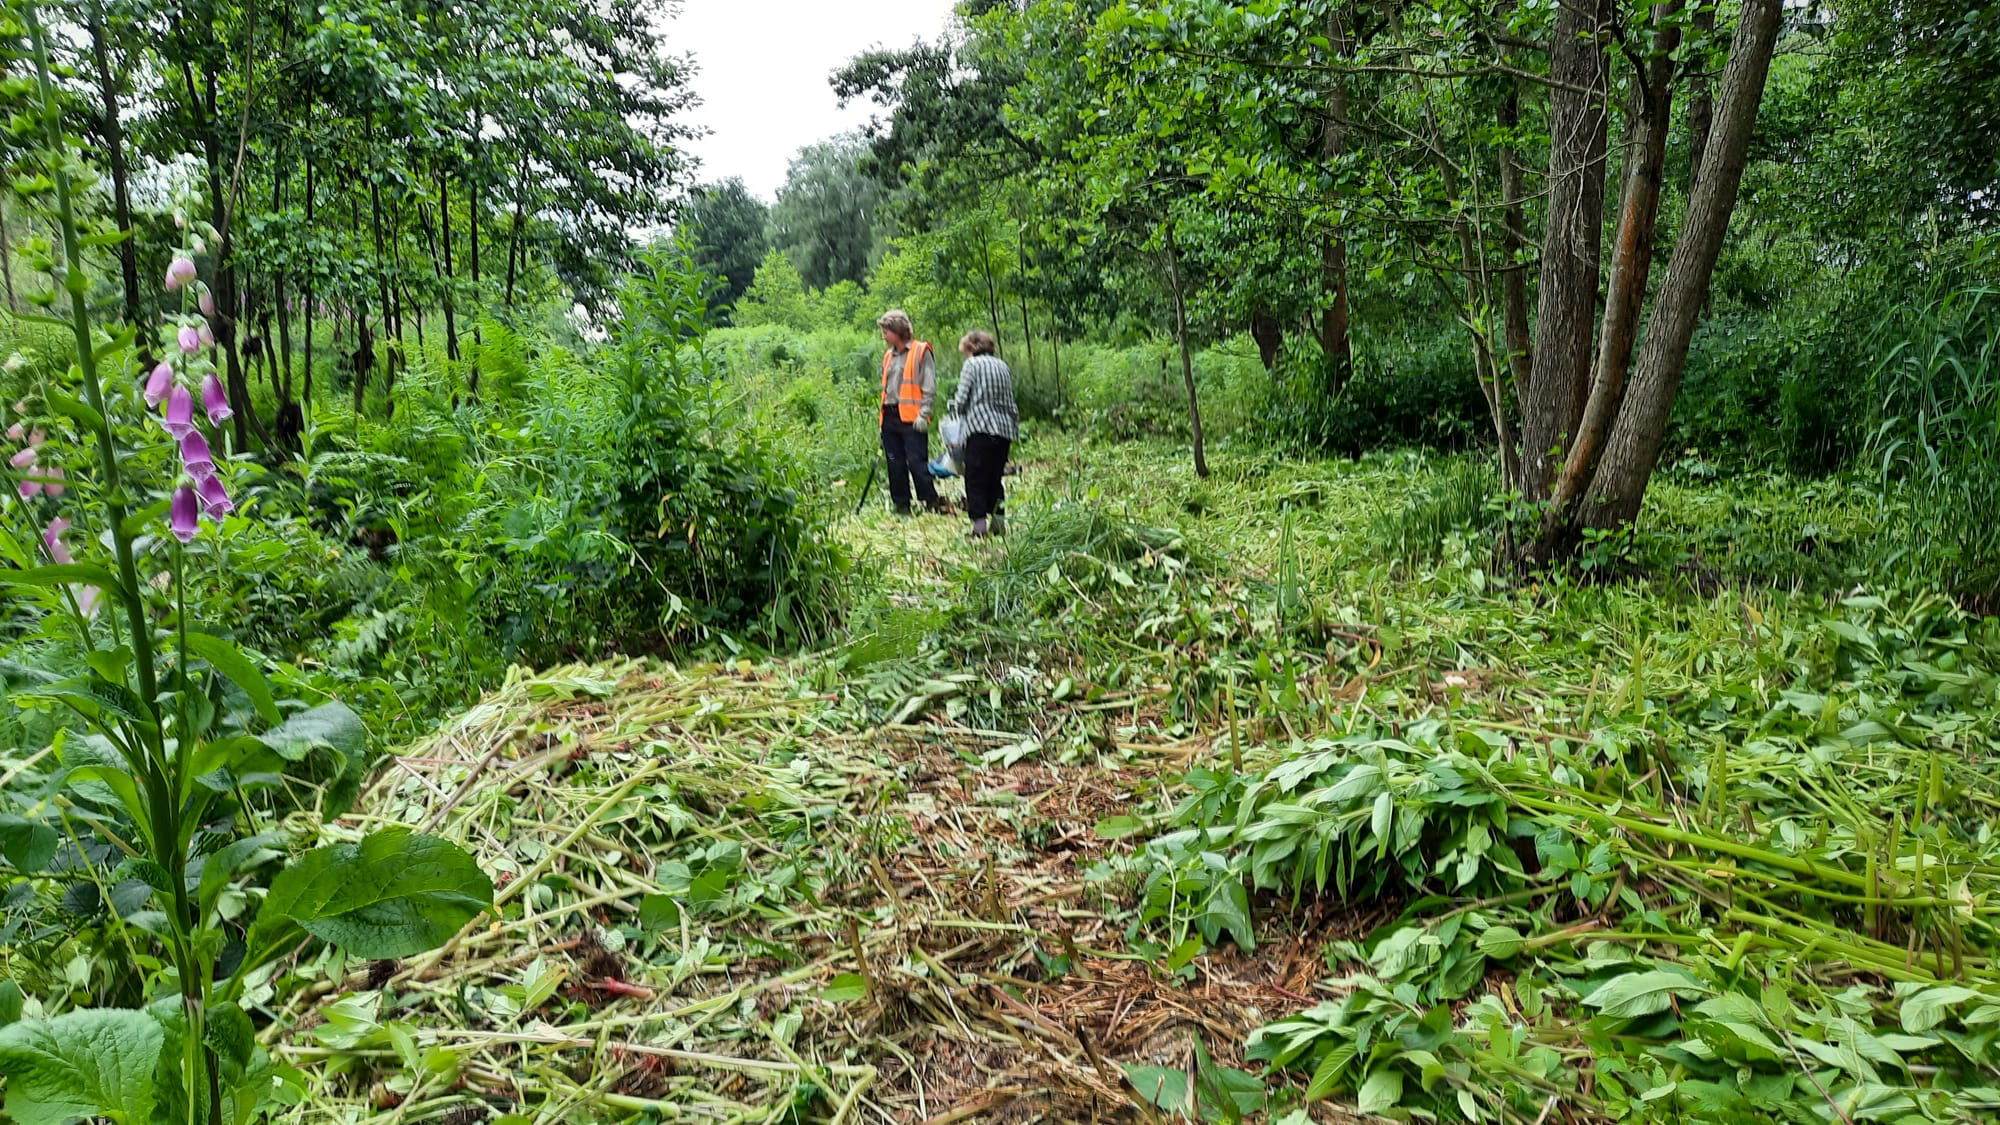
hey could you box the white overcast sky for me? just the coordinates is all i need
[671,0,962,201]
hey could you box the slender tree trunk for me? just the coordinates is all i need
[88,10,140,326]
[438,172,459,363]
[1541,2,1684,542]
[1686,0,1720,194]
[1318,9,1354,393]
[504,148,528,308]
[1574,0,1783,533]
[303,157,316,410]
[1052,330,1064,414]
[1497,80,1533,395]
[369,178,392,417]
[468,172,482,394]
[1519,0,1612,499]
[977,237,1004,353]
[1016,225,1037,384]
[0,193,16,313]
[1163,223,1209,480]
[196,60,266,448]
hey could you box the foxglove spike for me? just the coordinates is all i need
[180,429,215,484]
[164,386,197,439]
[146,362,174,407]
[202,374,232,423]
[197,474,233,519]
[170,487,199,543]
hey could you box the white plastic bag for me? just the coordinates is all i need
[940,414,968,453]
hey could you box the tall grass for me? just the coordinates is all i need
[1864,284,2000,609]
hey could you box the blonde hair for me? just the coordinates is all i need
[959,330,998,357]
[876,309,913,341]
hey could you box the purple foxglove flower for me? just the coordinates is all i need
[27,429,44,446]
[4,422,20,441]
[16,480,39,499]
[41,465,64,498]
[43,517,73,564]
[8,445,34,469]
[201,373,232,423]
[197,322,215,349]
[178,325,201,354]
[165,256,197,291]
[74,584,101,618]
[180,429,215,483]
[198,289,216,318]
[197,474,233,519]
[164,385,197,439]
[170,487,199,543]
[145,362,175,407]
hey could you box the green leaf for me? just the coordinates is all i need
[638,893,681,930]
[259,702,366,762]
[1304,1044,1356,1101]
[1,564,123,600]
[1095,815,1146,839]
[0,816,57,874]
[0,981,22,1028]
[1356,1068,1404,1114]
[257,828,492,959]
[1123,1063,1188,1111]
[184,632,282,725]
[0,1008,164,1125]
[821,973,868,1003]
[1899,985,1979,1033]
[1583,969,1712,1018]
[1477,925,1524,960]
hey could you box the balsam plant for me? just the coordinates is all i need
[0,5,490,1122]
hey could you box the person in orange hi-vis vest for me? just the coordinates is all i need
[875,309,945,515]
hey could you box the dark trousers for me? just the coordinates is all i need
[880,407,939,512]
[962,432,1011,521]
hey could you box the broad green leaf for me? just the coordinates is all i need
[1304,1044,1356,1101]
[1356,1068,1404,1114]
[638,893,681,930]
[0,982,21,1028]
[184,632,282,725]
[0,816,57,874]
[0,1008,164,1125]
[1095,815,1146,839]
[1582,970,1712,1019]
[821,973,868,1003]
[258,828,492,959]
[1899,984,1980,1033]
[259,702,366,763]
[1123,1063,1188,1111]
[1,564,123,601]
[1476,925,1524,960]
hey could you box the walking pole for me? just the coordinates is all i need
[854,460,879,516]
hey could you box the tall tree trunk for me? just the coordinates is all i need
[193,55,266,449]
[88,10,140,326]
[1574,0,1784,532]
[438,172,459,363]
[0,193,16,313]
[1542,2,1684,541]
[1685,0,1720,194]
[1518,0,1612,499]
[1318,9,1354,393]
[303,157,316,410]
[1016,225,1037,384]
[1051,330,1065,414]
[504,148,528,309]
[1497,80,1533,395]
[977,236,1004,353]
[468,172,482,394]
[1163,223,1209,480]
[369,178,392,418]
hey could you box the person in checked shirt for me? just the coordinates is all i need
[948,330,1018,538]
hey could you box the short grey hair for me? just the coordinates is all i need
[876,309,913,341]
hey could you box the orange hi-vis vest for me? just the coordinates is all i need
[880,340,931,424]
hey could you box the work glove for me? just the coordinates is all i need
[914,414,930,433]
